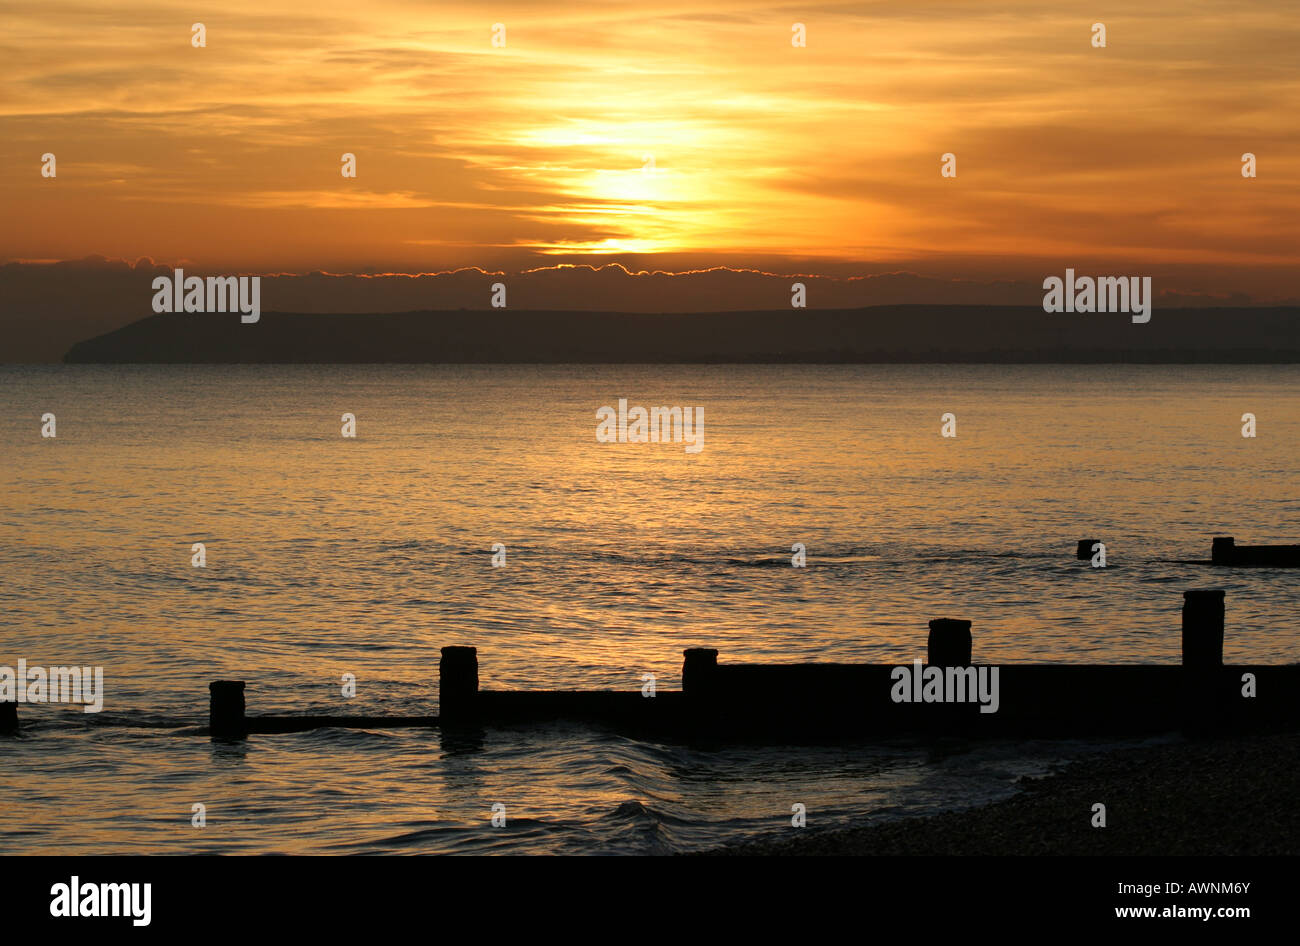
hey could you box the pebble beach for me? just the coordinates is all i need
[704,730,1300,856]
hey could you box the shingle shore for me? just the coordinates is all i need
[698,731,1300,855]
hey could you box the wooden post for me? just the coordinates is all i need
[928,619,972,666]
[1182,589,1226,735]
[439,646,479,720]
[682,648,720,728]
[682,648,718,695]
[209,680,247,739]
[1211,537,1235,565]
[1182,590,1225,668]
[1076,539,1099,561]
[0,701,17,735]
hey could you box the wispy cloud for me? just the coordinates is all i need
[0,0,1296,286]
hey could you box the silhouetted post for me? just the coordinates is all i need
[1182,590,1225,668]
[1181,590,1226,734]
[209,681,247,739]
[683,648,719,723]
[0,701,17,735]
[1076,539,1099,561]
[928,619,972,666]
[439,646,479,721]
[682,648,718,694]
[1211,537,1235,565]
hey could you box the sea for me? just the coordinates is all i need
[1,363,1297,853]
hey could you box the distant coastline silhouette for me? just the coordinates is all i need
[62,305,1300,364]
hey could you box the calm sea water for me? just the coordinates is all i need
[1,364,1297,854]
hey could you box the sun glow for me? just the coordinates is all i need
[1,1,1296,273]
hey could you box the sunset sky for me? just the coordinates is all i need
[2,0,1298,293]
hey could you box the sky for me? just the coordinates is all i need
[2,0,1298,297]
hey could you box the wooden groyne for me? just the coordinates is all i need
[207,682,438,739]
[1093,535,1300,567]
[218,589,1298,741]
[1212,536,1300,567]
[4,590,1296,743]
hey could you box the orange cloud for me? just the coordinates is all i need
[0,1,1296,281]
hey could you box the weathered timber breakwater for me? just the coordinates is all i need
[158,588,1300,743]
[4,586,1295,744]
